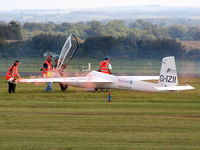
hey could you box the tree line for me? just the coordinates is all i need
[21,19,200,41]
[0,20,200,60]
[1,19,200,41]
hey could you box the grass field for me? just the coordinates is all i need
[1,58,200,75]
[0,77,200,150]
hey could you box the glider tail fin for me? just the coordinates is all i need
[158,56,178,87]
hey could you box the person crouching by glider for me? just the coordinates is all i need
[41,55,53,91]
[6,60,21,93]
[99,56,112,74]
[54,58,68,92]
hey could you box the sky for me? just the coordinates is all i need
[1,0,200,10]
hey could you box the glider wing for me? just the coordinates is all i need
[18,77,113,83]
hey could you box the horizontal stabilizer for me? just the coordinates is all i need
[154,84,194,91]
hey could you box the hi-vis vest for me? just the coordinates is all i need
[6,65,18,80]
[42,60,52,77]
[99,60,110,74]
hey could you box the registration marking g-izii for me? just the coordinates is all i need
[160,75,176,83]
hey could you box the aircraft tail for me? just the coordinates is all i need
[158,56,178,87]
[155,56,194,91]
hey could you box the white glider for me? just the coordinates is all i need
[18,56,194,92]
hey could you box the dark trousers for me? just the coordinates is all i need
[59,83,68,92]
[8,82,16,93]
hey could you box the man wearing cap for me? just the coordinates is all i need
[42,55,53,91]
[99,56,112,74]
[6,60,21,93]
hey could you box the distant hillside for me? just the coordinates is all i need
[1,5,200,23]
[181,41,200,50]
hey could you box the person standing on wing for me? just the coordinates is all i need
[6,60,21,93]
[99,56,112,74]
[41,55,53,91]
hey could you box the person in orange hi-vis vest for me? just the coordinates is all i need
[99,56,112,74]
[41,55,53,91]
[6,60,21,93]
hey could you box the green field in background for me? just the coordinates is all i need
[1,58,200,75]
[0,77,200,150]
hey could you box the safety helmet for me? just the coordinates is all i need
[15,60,21,64]
[104,56,110,60]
